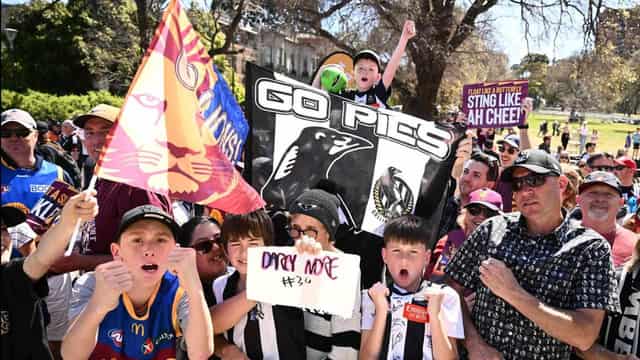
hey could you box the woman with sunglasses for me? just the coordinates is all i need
[179,216,228,306]
[425,188,503,284]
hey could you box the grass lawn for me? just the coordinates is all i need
[511,112,640,156]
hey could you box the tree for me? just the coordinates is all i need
[72,0,142,94]
[513,53,549,107]
[272,0,612,119]
[1,0,94,94]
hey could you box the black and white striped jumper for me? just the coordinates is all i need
[304,276,361,359]
[213,270,306,360]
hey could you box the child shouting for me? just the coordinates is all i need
[360,215,464,359]
[62,205,213,360]
[342,20,416,109]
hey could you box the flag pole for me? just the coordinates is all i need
[64,175,98,256]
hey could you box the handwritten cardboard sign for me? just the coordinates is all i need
[27,180,78,235]
[462,80,529,128]
[247,246,360,318]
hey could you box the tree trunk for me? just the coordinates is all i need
[136,0,149,50]
[404,48,447,121]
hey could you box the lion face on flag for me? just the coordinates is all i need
[98,9,239,205]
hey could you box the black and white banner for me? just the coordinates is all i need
[246,63,466,237]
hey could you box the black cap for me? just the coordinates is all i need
[288,189,340,241]
[36,120,49,134]
[353,50,381,71]
[501,149,562,182]
[117,205,180,241]
[1,203,28,227]
[579,171,622,195]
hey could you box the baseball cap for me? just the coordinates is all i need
[615,156,637,171]
[73,104,120,128]
[1,109,37,130]
[288,189,340,241]
[465,188,503,212]
[116,205,181,241]
[353,50,381,71]
[501,149,562,182]
[36,120,49,134]
[578,171,622,195]
[1,203,28,227]
[497,135,520,149]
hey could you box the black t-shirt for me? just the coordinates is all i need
[1,258,52,360]
[341,81,391,109]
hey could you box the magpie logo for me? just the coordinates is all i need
[372,167,414,221]
[261,126,373,209]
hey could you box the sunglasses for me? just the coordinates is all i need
[591,166,613,171]
[511,173,551,192]
[466,204,498,218]
[498,146,518,155]
[192,234,222,254]
[613,165,626,171]
[0,129,32,138]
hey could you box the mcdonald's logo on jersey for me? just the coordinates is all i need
[131,323,145,337]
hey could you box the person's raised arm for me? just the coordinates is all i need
[210,290,257,334]
[23,190,98,281]
[359,282,389,360]
[425,288,458,360]
[169,246,214,359]
[518,98,533,150]
[382,20,415,89]
[61,259,132,360]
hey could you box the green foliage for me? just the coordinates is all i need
[1,89,123,121]
[514,53,549,105]
[187,2,245,102]
[2,0,94,94]
[2,0,245,105]
[71,0,142,95]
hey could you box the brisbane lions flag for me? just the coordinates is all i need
[246,63,466,237]
[95,0,264,214]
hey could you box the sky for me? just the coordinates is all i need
[488,2,586,65]
[1,0,594,65]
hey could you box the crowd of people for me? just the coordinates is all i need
[2,21,640,360]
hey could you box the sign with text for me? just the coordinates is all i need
[27,180,79,235]
[246,246,360,318]
[462,80,529,128]
[246,63,466,239]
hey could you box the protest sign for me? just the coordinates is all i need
[27,180,79,235]
[246,63,466,239]
[462,80,529,128]
[246,246,360,318]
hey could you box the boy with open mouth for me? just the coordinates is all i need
[360,215,464,359]
[61,205,213,360]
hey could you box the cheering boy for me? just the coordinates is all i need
[360,215,464,359]
[61,205,213,359]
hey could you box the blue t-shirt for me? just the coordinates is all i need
[1,155,64,210]
[70,272,187,360]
